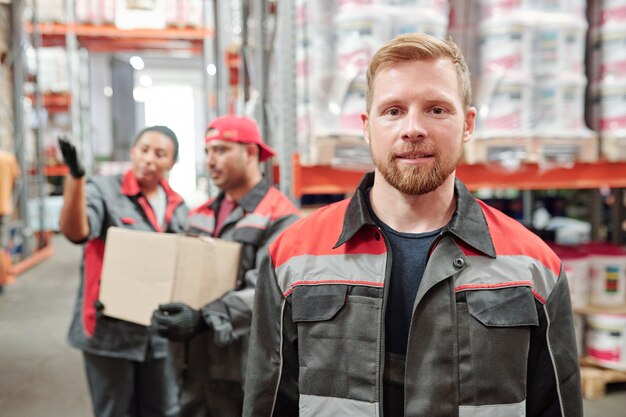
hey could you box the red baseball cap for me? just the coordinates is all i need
[205,115,276,162]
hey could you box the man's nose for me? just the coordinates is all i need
[206,152,216,166]
[401,111,427,142]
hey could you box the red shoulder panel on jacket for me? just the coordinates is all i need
[476,199,561,276]
[270,199,386,268]
[254,187,300,219]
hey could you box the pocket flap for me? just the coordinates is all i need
[291,284,348,322]
[467,286,539,327]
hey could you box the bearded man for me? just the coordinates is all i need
[243,33,583,417]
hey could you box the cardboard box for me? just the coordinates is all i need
[99,227,241,326]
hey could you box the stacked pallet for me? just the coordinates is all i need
[580,357,626,400]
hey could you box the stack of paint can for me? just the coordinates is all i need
[550,241,626,369]
[468,0,594,164]
[295,0,450,166]
[331,0,449,133]
[588,0,626,160]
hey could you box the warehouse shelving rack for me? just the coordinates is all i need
[9,0,227,274]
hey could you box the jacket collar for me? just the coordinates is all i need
[334,173,378,248]
[210,179,269,214]
[448,177,496,258]
[335,172,496,258]
[121,170,143,196]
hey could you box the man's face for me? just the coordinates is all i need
[130,131,176,187]
[205,139,249,191]
[361,58,476,196]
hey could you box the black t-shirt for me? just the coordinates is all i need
[365,191,442,355]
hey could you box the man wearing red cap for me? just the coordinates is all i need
[151,115,300,417]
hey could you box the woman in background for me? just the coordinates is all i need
[58,126,188,417]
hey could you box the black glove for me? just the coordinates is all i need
[151,302,205,341]
[58,136,85,178]
[202,300,234,347]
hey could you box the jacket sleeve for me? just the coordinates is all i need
[526,268,583,417]
[243,250,299,416]
[216,214,300,339]
[85,179,107,240]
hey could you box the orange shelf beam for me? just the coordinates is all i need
[293,154,368,197]
[457,161,626,191]
[27,165,69,177]
[9,243,54,276]
[27,93,71,113]
[25,22,214,39]
[292,155,626,197]
[44,164,69,177]
[24,22,213,53]
[78,38,203,53]
[8,232,54,277]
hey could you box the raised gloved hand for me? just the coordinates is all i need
[202,300,234,347]
[58,136,85,178]
[151,302,206,341]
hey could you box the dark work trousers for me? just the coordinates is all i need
[180,378,243,417]
[83,351,180,417]
[174,333,243,417]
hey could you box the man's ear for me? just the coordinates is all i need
[246,143,260,161]
[361,112,371,145]
[463,107,477,143]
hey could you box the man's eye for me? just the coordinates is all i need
[432,107,445,115]
[387,108,400,116]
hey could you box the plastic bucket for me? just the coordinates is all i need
[590,26,626,82]
[550,244,590,310]
[335,8,391,72]
[530,14,587,76]
[388,7,448,39]
[591,0,626,28]
[480,20,534,73]
[374,0,449,17]
[476,72,534,134]
[534,75,587,132]
[585,243,626,306]
[480,0,531,21]
[590,80,626,136]
[527,0,587,19]
[586,313,626,371]
[338,76,367,132]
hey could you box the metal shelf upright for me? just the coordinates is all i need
[275,0,297,202]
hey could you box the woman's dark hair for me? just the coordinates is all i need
[134,125,179,161]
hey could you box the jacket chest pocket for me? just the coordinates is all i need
[456,286,539,405]
[290,284,382,403]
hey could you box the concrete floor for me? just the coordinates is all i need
[1,234,625,416]
[0,234,91,416]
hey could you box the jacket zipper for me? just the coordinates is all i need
[378,225,393,416]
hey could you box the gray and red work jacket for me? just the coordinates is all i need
[67,170,188,361]
[244,172,583,417]
[182,180,300,383]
